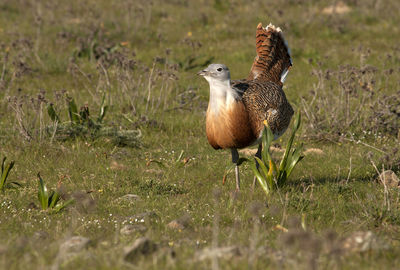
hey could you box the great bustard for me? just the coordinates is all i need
[197,23,294,190]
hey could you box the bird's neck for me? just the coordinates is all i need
[207,78,239,114]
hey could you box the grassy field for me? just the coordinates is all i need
[1,0,400,269]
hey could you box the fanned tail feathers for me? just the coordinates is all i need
[247,23,292,84]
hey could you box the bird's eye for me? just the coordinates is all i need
[217,68,222,72]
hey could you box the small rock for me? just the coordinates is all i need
[322,1,351,15]
[270,146,285,153]
[342,231,386,253]
[110,160,127,170]
[195,246,241,261]
[27,202,38,209]
[99,241,111,248]
[33,231,49,240]
[167,214,190,230]
[377,170,399,188]
[129,211,159,223]
[304,148,324,155]
[53,237,92,269]
[167,220,185,230]
[124,237,158,262]
[239,148,257,156]
[240,146,286,156]
[120,194,141,201]
[145,169,163,175]
[59,236,92,254]
[120,224,148,235]
[239,147,286,156]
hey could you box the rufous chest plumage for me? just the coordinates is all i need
[206,100,256,150]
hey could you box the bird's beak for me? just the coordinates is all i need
[197,69,209,76]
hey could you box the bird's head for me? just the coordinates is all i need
[197,64,230,83]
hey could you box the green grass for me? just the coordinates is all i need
[1,0,400,269]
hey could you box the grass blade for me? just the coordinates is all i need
[1,160,15,191]
[47,103,60,122]
[261,130,269,164]
[255,157,269,179]
[49,191,60,208]
[98,94,108,123]
[250,161,269,195]
[37,173,49,210]
[279,112,301,172]
[1,157,5,174]
[68,98,80,124]
[52,199,74,214]
[277,170,287,186]
[7,181,22,189]
[286,150,304,178]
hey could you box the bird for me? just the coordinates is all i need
[197,22,294,191]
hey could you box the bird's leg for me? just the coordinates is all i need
[252,143,262,190]
[231,148,240,191]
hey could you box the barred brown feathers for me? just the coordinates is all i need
[247,23,292,85]
[232,80,293,139]
[197,22,294,190]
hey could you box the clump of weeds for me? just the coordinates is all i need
[36,173,74,213]
[301,48,400,142]
[46,95,142,147]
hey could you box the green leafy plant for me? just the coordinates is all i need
[48,94,108,128]
[251,112,304,195]
[37,173,74,213]
[46,95,140,146]
[1,157,20,191]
